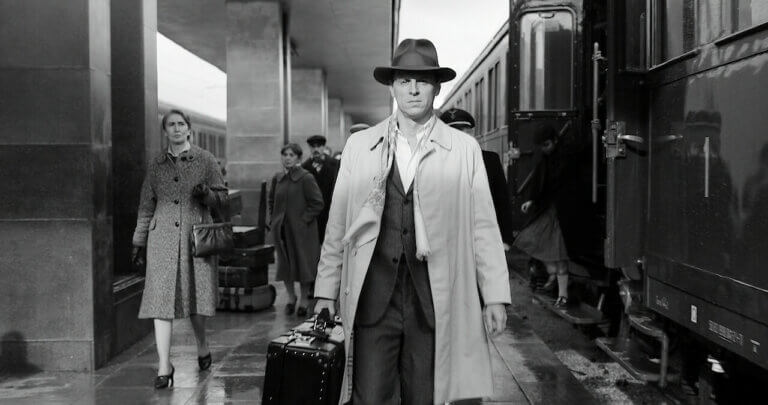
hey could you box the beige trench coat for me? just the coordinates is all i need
[314,117,512,404]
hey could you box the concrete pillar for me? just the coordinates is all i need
[226,0,286,224]
[110,0,157,353]
[0,0,113,370]
[290,68,327,156]
[326,98,343,154]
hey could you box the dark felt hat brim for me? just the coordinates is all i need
[374,66,457,85]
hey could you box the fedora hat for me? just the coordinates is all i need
[374,38,456,85]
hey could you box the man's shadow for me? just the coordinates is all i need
[0,331,42,380]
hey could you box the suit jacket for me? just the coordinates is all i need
[482,150,514,244]
[302,157,339,242]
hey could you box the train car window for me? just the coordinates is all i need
[488,62,500,130]
[721,0,768,33]
[624,0,648,71]
[651,0,696,65]
[475,79,484,134]
[465,89,473,116]
[697,0,728,43]
[518,10,574,110]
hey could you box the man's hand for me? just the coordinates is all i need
[483,304,507,338]
[507,147,521,161]
[314,298,336,318]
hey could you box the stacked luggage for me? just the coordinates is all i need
[217,184,277,312]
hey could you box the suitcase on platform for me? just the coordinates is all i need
[217,284,276,312]
[232,225,265,248]
[218,265,269,288]
[262,310,345,405]
[219,245,275,268]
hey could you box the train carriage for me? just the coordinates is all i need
[444,0,768,392]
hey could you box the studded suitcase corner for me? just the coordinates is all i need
[262,315,345,405]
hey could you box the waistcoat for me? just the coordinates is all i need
[355,161,435,328]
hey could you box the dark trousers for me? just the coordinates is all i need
[353,260,435,405]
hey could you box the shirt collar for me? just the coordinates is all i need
[167,142,191,157]
[394,114,436,142]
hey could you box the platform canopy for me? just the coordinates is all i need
[158,0,398,124]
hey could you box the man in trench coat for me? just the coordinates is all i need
[314,38,511,404]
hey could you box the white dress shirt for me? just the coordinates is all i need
[394,115,435,191]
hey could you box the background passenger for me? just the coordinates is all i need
[512,123,570,307]
[269,143,325,317]
[301,135,339,245]
[131,109,227,388]
[440,107,514,249]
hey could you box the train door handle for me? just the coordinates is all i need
[618,134,644,144]
[654,134,683,143]
[603,121,641,159]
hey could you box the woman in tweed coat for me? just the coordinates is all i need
[269,143,324,317]
[131,109,227,388]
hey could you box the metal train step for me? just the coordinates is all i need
[596,337,679,385]
[533,293,609,325]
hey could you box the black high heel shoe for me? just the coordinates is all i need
[198,352,212,371]
[154,365,174,389]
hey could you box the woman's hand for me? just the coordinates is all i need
[131,246,145,269]
[191,184,210,201]
[521,200,533,214]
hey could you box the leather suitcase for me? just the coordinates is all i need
[219,245,275,267]
[217,284,276,312]
[262,311,345,405]
[232,225,265,248]
[218,265,268,288]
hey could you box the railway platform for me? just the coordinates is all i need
[0,266,595,405]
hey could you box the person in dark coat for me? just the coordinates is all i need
[131,109,227,388]
[511,123,570,307]
[301,135,340,245]
[440,108,514,247]
[270,143,325,316]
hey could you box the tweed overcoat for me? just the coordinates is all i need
[314,117,512,404]
[133,145,227,319]
[268,166,324,282]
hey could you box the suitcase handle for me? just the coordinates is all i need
[309,308,334,338]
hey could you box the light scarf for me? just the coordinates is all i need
[341,113,436,261]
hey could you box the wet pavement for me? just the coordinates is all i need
[0,265,595,404]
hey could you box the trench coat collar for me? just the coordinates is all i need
[155,144,202,164]
[275,165,309,183]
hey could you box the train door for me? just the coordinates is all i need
[507,3,595,259]
[601,1,648,271]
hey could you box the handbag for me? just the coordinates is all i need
[191,187,234,257]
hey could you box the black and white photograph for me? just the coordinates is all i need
[1,0,768,404]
